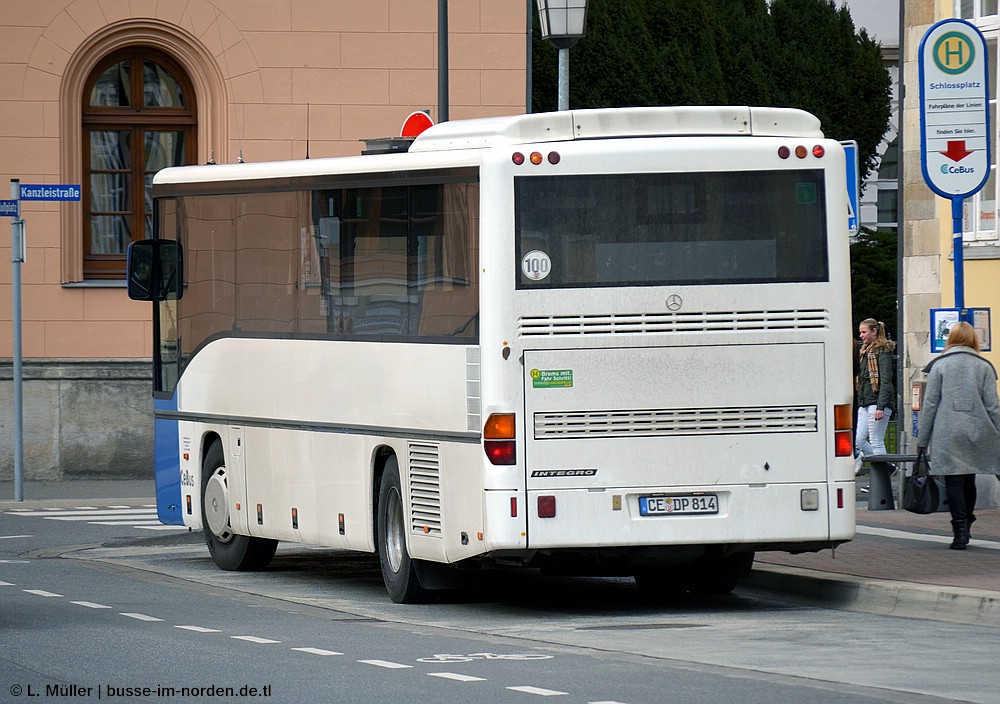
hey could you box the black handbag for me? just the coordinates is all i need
[903,448,939,515]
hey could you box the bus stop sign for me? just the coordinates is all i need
[919,19,991,199]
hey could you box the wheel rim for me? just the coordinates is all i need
[204,466,234,542]
[385,486,405,574]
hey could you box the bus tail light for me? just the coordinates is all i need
[538,495,556,518]
[833,403,853,457]
[484,413,516,465]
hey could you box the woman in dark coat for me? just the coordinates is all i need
[917,321,1000,549]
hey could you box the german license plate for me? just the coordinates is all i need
[639,494,718,516]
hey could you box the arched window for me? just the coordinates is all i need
[82,49,196,279]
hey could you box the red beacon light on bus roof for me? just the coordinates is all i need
[512,152,525,165]
[778,146,791,159]
[812,144,825,158]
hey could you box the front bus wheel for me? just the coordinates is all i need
[377,456,429,604]
[201,441,277,571]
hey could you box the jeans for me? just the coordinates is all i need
[856,405,892,456]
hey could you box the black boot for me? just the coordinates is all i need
[950,520,970,550]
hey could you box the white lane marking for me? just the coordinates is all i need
[292,647,343,656]
[507,686,568,696]
[120,613,164,622]
[428,672,487,682]
[176,626,221,633]
[46,515,155,522]
[358,660,412,669]
[0,535,32,539]
[71,601,112,609]
[24,589,62,597]
[232,636,281,644]
[589,701,630,704]
[0,560,30,564]
[0,581,14,586]
[136,525,189,531]
[857,525,1000,550]
[89,520,164,526]
[11,508,155,517]
[73,506,98,510]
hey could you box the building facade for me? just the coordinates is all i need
[902,0,1000,505]
[0,0,526,479]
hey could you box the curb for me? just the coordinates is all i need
[746,563,1000,629]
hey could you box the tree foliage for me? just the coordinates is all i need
[531,0,892,182]
[850,228,898,340]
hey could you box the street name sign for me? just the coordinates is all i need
[919,19,990,199]
[19,184,81,201]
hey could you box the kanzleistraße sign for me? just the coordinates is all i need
[19,183,81,201]
[919,19,991,199]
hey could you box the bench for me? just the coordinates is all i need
[858,453,917,511]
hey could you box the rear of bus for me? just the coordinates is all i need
[446,107,855,591]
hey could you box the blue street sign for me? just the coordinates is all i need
[0,199,18,217]
[841,140,860,234]
[19,184,81,201]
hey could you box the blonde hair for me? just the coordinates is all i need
[859,317,895,353]
[945,320,980,353]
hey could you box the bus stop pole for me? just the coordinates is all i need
[11,179,24,501]
[952,197,965,310]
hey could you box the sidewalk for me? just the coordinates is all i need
[3,479,999,627]
[751,505,1000,627]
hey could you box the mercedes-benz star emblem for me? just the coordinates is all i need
[665,294,683,311]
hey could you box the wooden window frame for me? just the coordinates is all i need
[82,48,197,279]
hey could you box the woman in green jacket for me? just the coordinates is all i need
[855,318,895,469]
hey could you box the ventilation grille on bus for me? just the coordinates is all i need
[518,309,829,337]
[408,442,442,536]
[534,405,818,439]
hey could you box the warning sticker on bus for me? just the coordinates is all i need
[531,368,573,388]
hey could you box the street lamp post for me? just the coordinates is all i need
[535,0,589,111]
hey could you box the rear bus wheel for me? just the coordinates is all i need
[201,441,277,571]
[377,456,428,603]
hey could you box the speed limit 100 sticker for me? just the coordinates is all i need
[521,250,551,281]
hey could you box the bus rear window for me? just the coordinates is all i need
[514,170,828,289]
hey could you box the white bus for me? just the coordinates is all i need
[128,106,856,603]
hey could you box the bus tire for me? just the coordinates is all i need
[377,456,428,603]
[201,441,277,571]
[687,551,755,596]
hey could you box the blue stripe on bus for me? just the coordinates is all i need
[153,396,184,526]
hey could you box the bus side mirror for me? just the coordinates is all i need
[127,239,183,301]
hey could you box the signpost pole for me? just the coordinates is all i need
[10,179,23,501]
[952,197,965,309]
